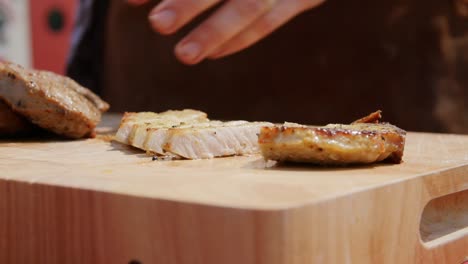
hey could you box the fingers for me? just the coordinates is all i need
[144,0,325,64]
[209,0,325,59]
[173,0,276,64]
[149,0,221,35]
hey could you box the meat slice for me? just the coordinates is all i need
[142,119,221,156]
[161,121,272,159]
[114,109,208,150]
[0,61,109,138]
[114,110,273,159]
[259,112,406,165]
[115,112,163,144]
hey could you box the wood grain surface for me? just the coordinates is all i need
[0,114,467,263]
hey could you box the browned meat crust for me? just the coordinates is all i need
[259,112,406,165]
[352,110,382,124]
[37,70,109,112]
[0,61,109,138]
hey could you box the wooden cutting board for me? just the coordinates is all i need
[1,114,467,264]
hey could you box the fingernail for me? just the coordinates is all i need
[176,42,201,61]
[149,10,176,30]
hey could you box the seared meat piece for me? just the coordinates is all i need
[259,112,406,165]
[115,110,273,159]
[0,61,109,138]
[38,70,109,112]
[0,100,35,135]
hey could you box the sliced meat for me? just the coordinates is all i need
[114,110,273,159]
[115,112,162,143]
[0,61,109,138]
[259,113,406,165]
[143,120,222,156]
[0,100,35,135]
[115,109,208,150]
[162,121,272,159]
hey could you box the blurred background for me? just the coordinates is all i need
[0,0,75,73]
[0,0,467,133]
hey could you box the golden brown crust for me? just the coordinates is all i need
[259,112,406,165]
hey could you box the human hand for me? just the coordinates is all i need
[127,0,325,65]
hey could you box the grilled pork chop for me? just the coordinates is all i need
[0,61,109,138]
[115,110,272,159]
[259,111,406,165]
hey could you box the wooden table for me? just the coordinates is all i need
[1,115,467,263]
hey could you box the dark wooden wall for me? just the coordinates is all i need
[102,0,468,133]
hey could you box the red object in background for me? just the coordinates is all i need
[30,0,77,74]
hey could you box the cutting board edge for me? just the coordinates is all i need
[2,162,467,212]
[2,162,467,263]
